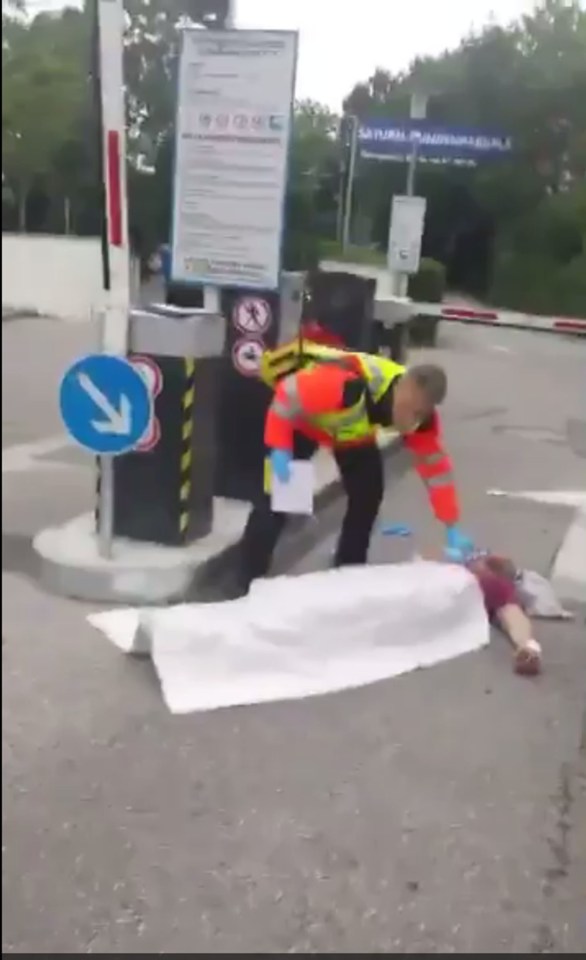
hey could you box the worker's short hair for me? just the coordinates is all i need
[407,364,448,406]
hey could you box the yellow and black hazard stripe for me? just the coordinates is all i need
[179,357,196,538]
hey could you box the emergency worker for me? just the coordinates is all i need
[235,328,473,592]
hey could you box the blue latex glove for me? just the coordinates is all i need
[444,525,475,562]
[270,448,292,484]
[381,523,413,538]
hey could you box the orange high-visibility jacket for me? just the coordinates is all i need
[265,353,459,526]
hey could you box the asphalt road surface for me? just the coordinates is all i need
[3,315,586,953]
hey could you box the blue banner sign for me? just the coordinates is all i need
[359,120,512,166]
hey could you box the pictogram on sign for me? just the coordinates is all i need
[232,337,264,377]
[232,296,272,335]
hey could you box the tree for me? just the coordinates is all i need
[2,5,90,231]
[282,100,341,268]
[340,0,586,309]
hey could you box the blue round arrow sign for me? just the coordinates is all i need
[59,354,153,455]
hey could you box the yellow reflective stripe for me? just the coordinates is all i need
[358,354,404,401]
[425,471,454,488]
[314,399,368,431]
[360,357,387,396]
[263,457,272,493]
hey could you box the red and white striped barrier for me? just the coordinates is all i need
[412,302,586,336]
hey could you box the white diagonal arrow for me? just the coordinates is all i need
[77,372,132,435]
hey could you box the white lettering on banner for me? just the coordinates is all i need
[232,337,264,376]
[170,29,298,291]
[233,296,272,335]
[359,126,512,152]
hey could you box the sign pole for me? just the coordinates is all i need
[406,138,419,198]
[199,0,235,315]
[59,353,153,562]
[98,456,115,559]
[393,93,427,298]
[93,0,131,559]
[95,0,130,357]
[342,115,358,253]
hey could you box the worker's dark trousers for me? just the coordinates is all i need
[238,440,384,590]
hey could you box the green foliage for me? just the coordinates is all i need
[2,0,585,320]
[408,258,447,304]
[280,100,341,272]
[490,182,586,315]
[343,0,586,315]
[2,5,91,229]
[318,240,387,267]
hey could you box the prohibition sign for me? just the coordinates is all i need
[232,296,272,336]
[232,337,264,377]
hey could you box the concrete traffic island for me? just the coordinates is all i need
[33,498,249,605]
[33,434,402,605]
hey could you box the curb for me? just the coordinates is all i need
[34,436,404,606]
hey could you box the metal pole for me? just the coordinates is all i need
[342,115,358,252]
[395,137,420,297]
[406,137,419,197]
[336,151,346,245]
[96,0,130,357]
[98,456,115,559]
[94,0,129,559]
[91,0,110,294]
[394,93,426,297]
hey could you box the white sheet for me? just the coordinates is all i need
[88,561,490,715]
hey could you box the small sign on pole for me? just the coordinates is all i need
[232,296,272,335]
[387,195,427,276]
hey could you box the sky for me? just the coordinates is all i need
[235,0,541,108]
[31,0,542,110]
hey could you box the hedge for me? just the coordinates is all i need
[408,258,446,347]
[318,240,387,267]
[408,258,446,304]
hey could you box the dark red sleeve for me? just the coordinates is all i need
[403,411,460,525]
[300,320,346,348]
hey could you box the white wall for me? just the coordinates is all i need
[1,234,140,321]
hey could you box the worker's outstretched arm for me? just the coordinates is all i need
[402,410,461,526]
[264,365,348,450]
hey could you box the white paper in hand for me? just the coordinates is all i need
[271,460,314,515]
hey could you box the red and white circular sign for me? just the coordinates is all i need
[129,355,163,451]
[129,355,163,397]
[232,296,272,335]
[232,337,264,377]
[135,413,161,453]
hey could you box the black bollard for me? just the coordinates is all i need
[306,270,376,350]
[96,305,224,546]
[214,273,305,503]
